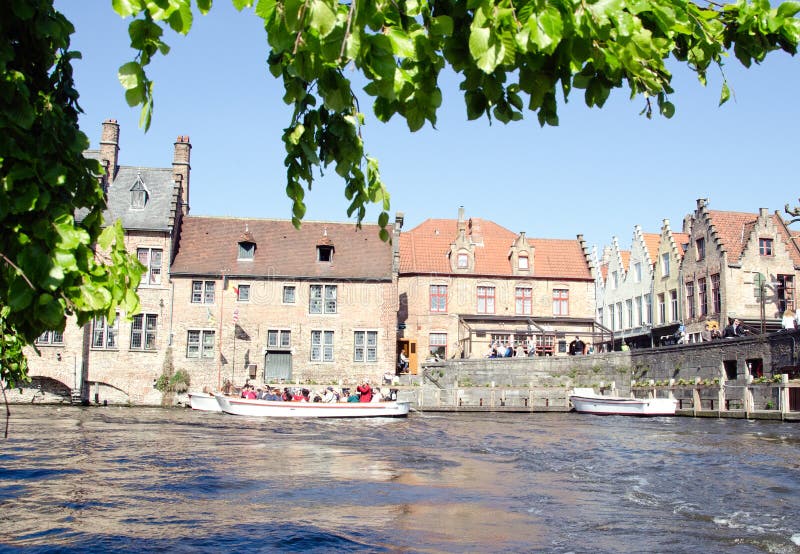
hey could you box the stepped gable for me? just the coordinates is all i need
[171,216,393,279]
[707,209,800,265]
[399,217,591,279]
[642,232,661,266]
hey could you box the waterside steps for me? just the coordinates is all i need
[70,389,81,404]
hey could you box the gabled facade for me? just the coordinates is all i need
[651,219,689,344]
[169,216,397,390]
[398,208,599,365]
[26,120,190,404]
[598,227,660,349]
[681,198,800,339]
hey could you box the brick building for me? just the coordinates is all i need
[680,198,800,339]
[168,216,397,390]
[397,207,599,368]
[597,226,660,349]
[25,120,190,404]
[650,219,689,344]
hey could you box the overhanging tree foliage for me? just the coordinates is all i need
[112,0,800,239]
[1,1,143,389]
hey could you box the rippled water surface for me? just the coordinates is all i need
[2,406,800,553]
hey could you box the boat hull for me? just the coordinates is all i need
[569,394,677,416]
[188,391,223,412]
[214,394,411,418]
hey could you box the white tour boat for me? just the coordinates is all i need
[188,391,223,412]
[569,388,677,416]
[214,393,411,418]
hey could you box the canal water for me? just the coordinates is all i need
[1,406,799,553]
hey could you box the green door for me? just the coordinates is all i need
[264,351,292,382]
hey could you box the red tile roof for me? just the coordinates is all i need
[642,233,660,265]
[171,216,393,279]
[672,232,690,257]
[707,210,800,266]
[399,218,591,279]
[619,250,631,272]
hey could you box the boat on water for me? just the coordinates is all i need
[569,388,677,416]
[187,391,222,412]
[214,393,411,418]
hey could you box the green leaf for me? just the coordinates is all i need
[118,62,143,90]
[112,0,136,17]
[309,0,337,38]
[386,28,416,59]
[719,82,731,106]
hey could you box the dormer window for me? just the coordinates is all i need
[238,242,255,260]
[317,245,334,262]
[518,254,529,270]
[237,226,256,261]
[130,172,148,209]
[457,253,468,269]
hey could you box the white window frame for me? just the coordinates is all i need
[36,330,64,345]
[137,248,162,286]
[310,330,334,362]
[187,329,215,359]
[267,329,292,349]
[309,284,337,314]
[192,280,215,304]
[131,314,157,350]
[92,313,118,349]
[237,284,250,302]
[283,285,296,304]
[354,330,378,362]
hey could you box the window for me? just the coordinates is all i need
[657,293,666,324]
[633,262,642,283]
[626,299,633,329]
[187,330,215,358]
[669,289,678,322]
[429,333,447,360]
[609,306,615,330]
[130,176,148,209]
[238,242,255,260]
[192,280,215,304]
[354,330,378,362]
[553,289,569,316]
[477,286,495,314]
[236,284,250,302]
[283,285,296,304]
[612,271,619,289]
[310,284,337,314]
[698,277,708,316]
[267,330,292,348]
[130,314,157,350]
[643,293,652,325]
[759,238,773,256]
[457,253,469,269]
[778,275,795,312]
[598,307,604,326]
[634,297,642,326]
[36,330,64,345]
[515,287,532,315]
[137,248,162,285]
[317,245,333,262]
[696,238,705,261]
[518,254,529,270]
[92,314,118,349]
[615,302,623,331]
[310,330,334,361]
[661,253,670,277]
[686,281,696,319]
[711,273,721,314]
[430,285,447,312]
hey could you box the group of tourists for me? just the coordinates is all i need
[238,380,389,403]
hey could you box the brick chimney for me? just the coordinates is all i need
[173,135,191,215]
[99,119,120,185]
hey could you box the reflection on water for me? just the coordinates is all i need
[2,406,800,553]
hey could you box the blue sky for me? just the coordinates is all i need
[57,1,799,251]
